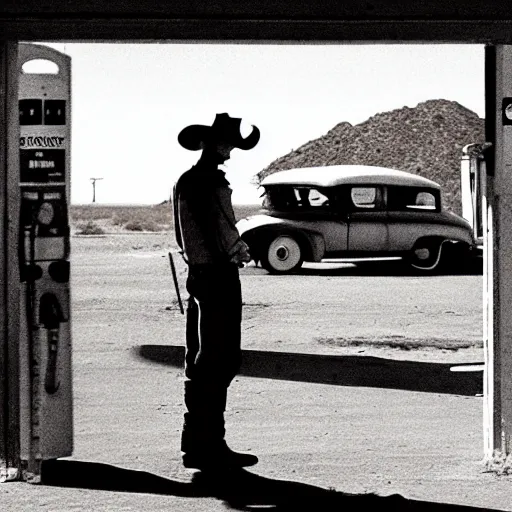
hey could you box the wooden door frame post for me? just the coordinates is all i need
[0,41,20,482]
[485,44,512,465]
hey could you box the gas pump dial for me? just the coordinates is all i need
[37,202,54,225]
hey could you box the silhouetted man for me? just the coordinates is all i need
[173,113,260,470]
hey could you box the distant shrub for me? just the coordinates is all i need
[69,204,261,233]
[124,219,161,232]
[70,205,115,222]
[70,204,172,233]
[112,212,133,226]
[233,204,262,221]
[76,221,105,235]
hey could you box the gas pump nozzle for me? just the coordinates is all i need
[39,293,65,394]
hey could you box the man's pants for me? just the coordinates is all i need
[181,264,242,452]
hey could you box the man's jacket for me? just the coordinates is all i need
[173,162,246,267]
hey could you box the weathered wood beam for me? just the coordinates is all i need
[2,19,512,43]
[0,41,20,482]
[485,44,512,463]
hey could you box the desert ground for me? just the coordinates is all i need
[2,230,512,511]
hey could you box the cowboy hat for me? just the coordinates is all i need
[178,113,260,151]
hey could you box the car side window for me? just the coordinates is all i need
[264,186,297,210]
[350,186,382,210]
[293,187,330,209]
[410,191,437,210]
[263,186,330,211]
[387,186,439,212]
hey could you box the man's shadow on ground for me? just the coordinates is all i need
[41,459,501,511]
[136,345,483,396]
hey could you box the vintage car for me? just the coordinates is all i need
[236,165,477,274]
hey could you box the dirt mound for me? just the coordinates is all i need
[257,100,485,213]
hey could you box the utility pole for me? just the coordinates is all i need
[90,177,103,203]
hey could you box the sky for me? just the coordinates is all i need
[35,43,485,205]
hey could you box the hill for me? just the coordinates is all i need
[256,100,485,214]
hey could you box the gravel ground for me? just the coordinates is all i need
[2,234,511,512]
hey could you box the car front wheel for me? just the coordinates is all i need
[261,235,303,274]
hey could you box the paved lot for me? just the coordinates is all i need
[2,234,511,511]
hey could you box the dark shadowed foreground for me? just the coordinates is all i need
[41,459,504,512]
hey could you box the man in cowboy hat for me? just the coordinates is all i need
[173,113,260,470]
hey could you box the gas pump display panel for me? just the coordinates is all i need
[19,100,67,183]
[20,149,66,183]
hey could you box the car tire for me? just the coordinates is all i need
[407,239,444,272]
[438,241,473,274]
[261,235,304,274]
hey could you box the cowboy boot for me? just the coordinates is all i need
[181,380,225,456]
[181,381,258,470]
[182,415,258,470]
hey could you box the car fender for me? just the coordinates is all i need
[409,225,475,251]
[386,212,476,252]
[236,215,325,262]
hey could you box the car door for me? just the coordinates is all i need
[347,185,389,253]
[386,186,441,251]
[311,186,348,253]
[290,186,349,254]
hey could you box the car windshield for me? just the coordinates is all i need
[263,186,330,212]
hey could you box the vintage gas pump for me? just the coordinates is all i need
[17,44,73,483]
[460,142,492,248]
[461,140,496,457]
